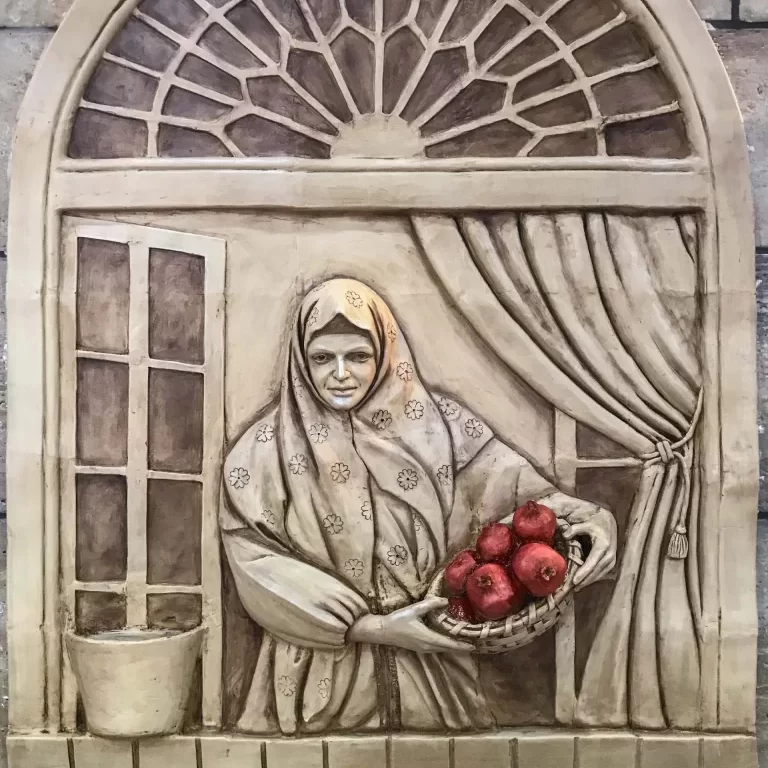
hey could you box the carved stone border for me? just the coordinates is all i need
[5,0,757,747]
[6,732,758,768]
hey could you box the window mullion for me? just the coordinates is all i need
[126,243,150,628]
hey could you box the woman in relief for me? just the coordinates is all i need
[220,278,618,734]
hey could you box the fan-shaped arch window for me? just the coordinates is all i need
[68,0,690,159]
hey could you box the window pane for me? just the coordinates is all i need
[76,359,129,466]
[75,592,126,634]
[576,422,631,459]
[147,593,202,631]
[149,248,205,364]
[574,466,643,691]
[481,633,556,725]
[148,369,204,473]
[147,479,202,585]
[76,474,127,582]
[77,238,130,354]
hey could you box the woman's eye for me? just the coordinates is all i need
[312,354,331,364]
[351,353,371,363]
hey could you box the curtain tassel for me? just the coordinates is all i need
[667,524,689,560]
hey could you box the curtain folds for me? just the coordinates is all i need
[412,212,702,729]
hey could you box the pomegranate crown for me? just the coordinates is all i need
[476,574,493,590]
[540,565,556,581]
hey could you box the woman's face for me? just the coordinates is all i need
[307,332,377,411]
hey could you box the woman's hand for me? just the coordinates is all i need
[561,506,618,589]
[347,597,474,654]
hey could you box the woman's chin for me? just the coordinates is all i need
[325,393,359,411]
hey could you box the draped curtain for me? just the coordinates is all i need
[411,212,702,729]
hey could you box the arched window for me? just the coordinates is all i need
[6,0,758,764]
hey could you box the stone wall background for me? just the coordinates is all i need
[0,0,766,764]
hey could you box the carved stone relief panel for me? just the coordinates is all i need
[53,210,704,742]
[4,0,758,765]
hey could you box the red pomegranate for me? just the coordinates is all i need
[443,550,479,594]
[447,596,478,623]
[512,542,567,597]
[512,500,557,544]
[476,522,515,562]
[466,563,527,621]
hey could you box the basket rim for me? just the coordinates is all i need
[427,520,584,640]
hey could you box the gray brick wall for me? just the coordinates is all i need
[0,0,766,765]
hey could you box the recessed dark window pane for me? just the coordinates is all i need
[76,475,127,582]
[149,248,205,364]
[574,466,643,690]
[147,593,202,631]
[76,359,129,466]
[148,369,204,473]
[77,238,130,354]
[68,108,148,160]
[576,423,631,459]
[147,479,202,585]
[76,591,127,634]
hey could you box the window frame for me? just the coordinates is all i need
[58,219,226,730]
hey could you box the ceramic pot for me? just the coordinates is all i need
[65,626,205,738]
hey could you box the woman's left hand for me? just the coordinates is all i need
[561,506,618,589]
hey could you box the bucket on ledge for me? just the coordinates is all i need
[65,626,206,738]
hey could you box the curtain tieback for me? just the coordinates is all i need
[640,390,704,560]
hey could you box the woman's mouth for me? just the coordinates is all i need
[329,386,357,395]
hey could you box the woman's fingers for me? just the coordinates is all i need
[573,534,609,587]
[409,596,449,618]
[415,625,475,653]
[593,551,617,583]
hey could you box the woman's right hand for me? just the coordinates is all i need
[347,597,474,654]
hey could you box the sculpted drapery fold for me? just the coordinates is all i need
[413,212,702,729]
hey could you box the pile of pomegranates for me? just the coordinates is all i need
[443,501,568,623]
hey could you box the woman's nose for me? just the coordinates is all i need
[335,356,347,380]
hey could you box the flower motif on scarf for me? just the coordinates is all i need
[318,678,332,699]
[465,418,484,438]
[412,513,423,532]
[397,362,414,382]
[387,545,408,567]
[344,559,364,578]
[387,323,397,341]
[372,410,392,430]
[277,676,297,696]
[255,424,274,443]
[289,454,308,475]
[330,462,350,483]
[405,400,424,420]
[228,467,250,489]
[437,465,452,486]
[345,290,363,308]
[361,500,373,520]
[293,376,304,396]
[309,423,329,443]
[398,468,418,491]
[323,513,344,534]
[262,509,276,526]
[307,306,319,326]
[438,397,460,419]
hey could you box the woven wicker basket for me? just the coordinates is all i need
[426,523,584,654]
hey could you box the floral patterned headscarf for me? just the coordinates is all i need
[276,278,455,598]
